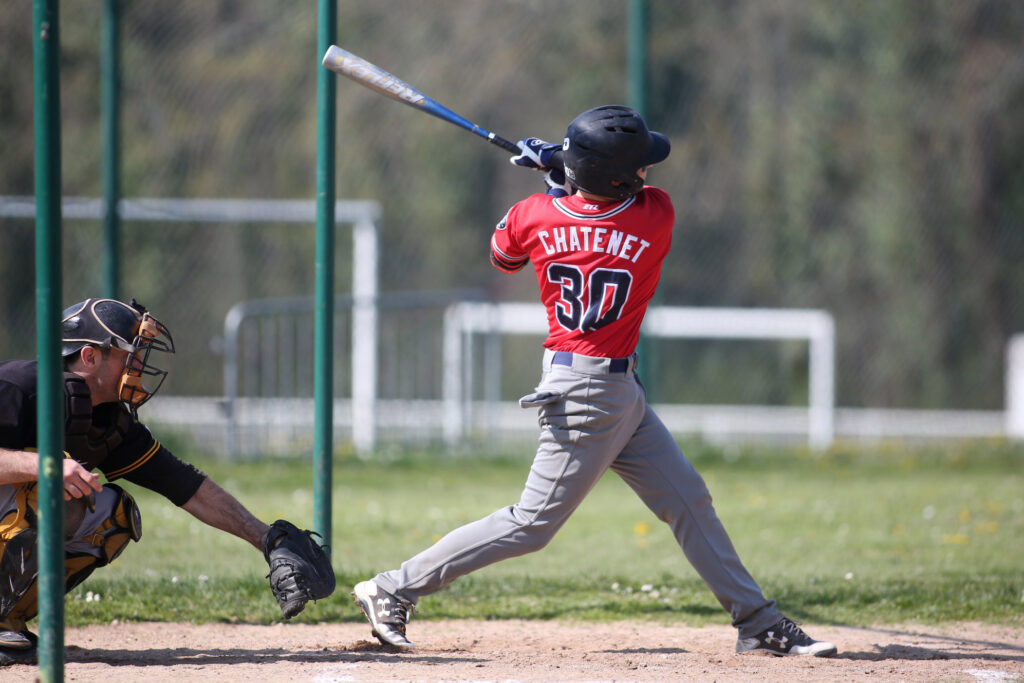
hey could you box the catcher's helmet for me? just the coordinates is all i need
[561,105,670,200]
[61,298,174,413]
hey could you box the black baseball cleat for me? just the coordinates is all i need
[736,616,837,657]
[352,580,416,650]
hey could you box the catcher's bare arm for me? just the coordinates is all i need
[181,477,268,550]
[181,479,336,618]
[0,446,102,500]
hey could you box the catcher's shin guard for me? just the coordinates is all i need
[0,485,40,621]
[2,553,104,630]
[0,483,142,627]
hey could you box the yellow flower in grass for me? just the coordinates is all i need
[633,522,650,549]
[973,520,999,535]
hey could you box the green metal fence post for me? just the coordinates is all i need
[33,0,65,679]
[314,0,337,550]
[627,0,648,118]
[628,0,658,393]
[101,0,121,299]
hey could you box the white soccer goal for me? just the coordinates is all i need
[1007,334,1024,439]
[442,302,836,449]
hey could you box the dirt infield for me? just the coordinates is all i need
[6,620,1022,681]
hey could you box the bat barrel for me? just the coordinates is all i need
[322,45,520,156]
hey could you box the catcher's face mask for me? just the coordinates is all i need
[118,309,175,414]
[61,298,175,415]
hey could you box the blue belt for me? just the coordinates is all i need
[552,350,632,374]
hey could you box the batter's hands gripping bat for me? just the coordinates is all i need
[321,45,519,155]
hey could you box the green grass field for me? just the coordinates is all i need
[67,439,1024,629]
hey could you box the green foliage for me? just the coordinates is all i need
[2,2,1024,411]
[66,441,1024,627]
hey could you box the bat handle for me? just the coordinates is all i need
[486,133,521,155]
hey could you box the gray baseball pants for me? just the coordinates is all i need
[374,349,782,636]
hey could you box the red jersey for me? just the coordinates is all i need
[490,186,675,358]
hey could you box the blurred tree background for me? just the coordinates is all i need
[1,0,1022,413]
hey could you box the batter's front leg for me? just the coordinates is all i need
[375,426,606,603]
[610,405,781,637]
[375,370,644,605]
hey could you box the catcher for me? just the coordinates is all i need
[0,298,335,666]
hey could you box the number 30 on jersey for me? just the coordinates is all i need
[547,263,633,332]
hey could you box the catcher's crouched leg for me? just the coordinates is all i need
[0,483,41,659]
[0,483,140,666]
[1,485,142,629]
[263,519,335,619]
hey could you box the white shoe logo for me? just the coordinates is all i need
[764,632,789,648]
[376,597,391,616]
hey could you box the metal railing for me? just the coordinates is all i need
[222,289,486,457]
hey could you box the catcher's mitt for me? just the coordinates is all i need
[263,519,336,619]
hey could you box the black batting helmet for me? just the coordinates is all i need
[561,105,670,200]
[61,298,174,413]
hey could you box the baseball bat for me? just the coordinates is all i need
[321,45,520,155]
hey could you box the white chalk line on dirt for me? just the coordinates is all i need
[311,662,363,683]
[964,670,1021,683]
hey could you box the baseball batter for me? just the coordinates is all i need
[354,105,836,657]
